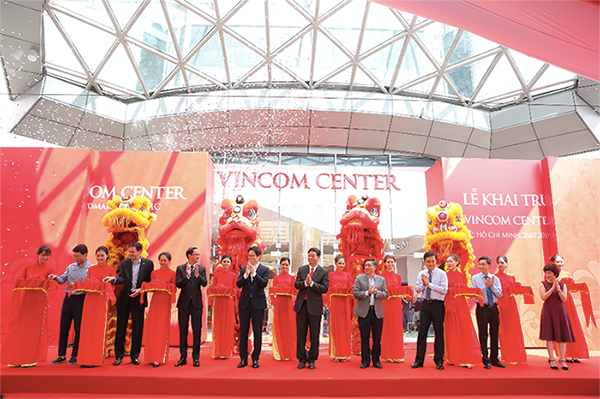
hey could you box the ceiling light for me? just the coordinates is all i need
[27,45,40,62]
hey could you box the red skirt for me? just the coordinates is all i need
[78,292,111,365]
[329,295,352,360]
[271,294,296,361]
[444,296,480,366]
[563,292,590,359]
[498,295,527,363]
[211,295,235,359]
[143,291,173,364]
[381,297,404,362]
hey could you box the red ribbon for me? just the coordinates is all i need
[141,280,177,304]
[71,277,117,306]
[561,278,597,328]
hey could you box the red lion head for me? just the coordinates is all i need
[216,195,265,274]
[337,194,385,277]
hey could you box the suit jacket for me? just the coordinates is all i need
[176,263,207,309]
[114,257,154,309]
[293,265,329,316]
[236,263,269,310]
[353,273,387,319]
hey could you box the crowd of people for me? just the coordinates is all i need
[2,244,591,371]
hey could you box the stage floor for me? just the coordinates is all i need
[2,345,599,398]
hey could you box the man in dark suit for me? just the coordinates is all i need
[104,242,154,366]
[175,246,207,367]
[236,246,270,369]
[294,247,329,370]
[353,258,387,369]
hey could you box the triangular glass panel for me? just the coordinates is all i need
[225,0,267,52]
[185,0,217,19]
[447,31,500,67]
[434,78,462,101]
[401,76,436,95]
[360,37,405,87]
[165,1,215,59]
[43,11,88,76]
[297,0,316,18]
[223,32,266,83]
[474,54,523,103]
[274,30,313,80]
[394,37,437,87]
[127,1,177,58]
[51,0,113,28]
[313,31,353,82]
[217,0,242,20]
[132,46,177,93]
[106,0,145,31]
[416,24,459,67]
[322,65,352,86]
[507,49,546,85]
[96,43,143,94]
[530,64,576,92]
[187,70,215,87]
[271,63,301,83]
[164,70,187,91]
[53,11,118,74]
[268,0,311,52]
[320,0,365,54]
[352,66,377,87]
[445,54,495,100]
[188,33,228,83]
[361,3,405,54]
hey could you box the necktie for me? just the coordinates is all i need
[310,267,315,278]
[426,270,432,300]
[484,275,494,305]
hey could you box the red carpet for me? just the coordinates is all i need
[2,346,598,398]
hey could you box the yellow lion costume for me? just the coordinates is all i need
[101,195,157,356]
[424,200,475,278]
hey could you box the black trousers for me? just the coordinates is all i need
[476,304,500,365]
[238,302,264,361]
[115,299,145,360]
[415,300,445,365]
[178,303,202,361]
[58,294,85,357]
[358,306,384,365]
[296,301,322,363]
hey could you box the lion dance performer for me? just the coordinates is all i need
[102,195,157,357]
[337,194,385,353]
[424,200,475,279]
[215,195,265,353]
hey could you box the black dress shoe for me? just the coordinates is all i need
[51,357,66,365]
[297,361,305,369]
[175,359,187,367]
[193,359,200,367]
[436,362,444,370]
[373,362,382,369]
[483,363,491,369]
[131,358,140,366]
[113,358,122,366]
[308,362,315,369]
[152,363,160,368]
[80,365,95,369]
[252,360,259,368]
[491,361,505,368]
[411,362,423,368]
[360,363,369,369]
[238,359,247,368]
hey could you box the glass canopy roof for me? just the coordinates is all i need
[43,0,578,110]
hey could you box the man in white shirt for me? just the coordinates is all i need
[411,251,448,370]
[471,256,504,369]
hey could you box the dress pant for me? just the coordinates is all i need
[115,297,145,360]
[476,303,500,365]
[58,294,85,357]
[178,303,202,361]
[238,301,264,361]
[358,306,384,365]
[415,300,445,365]
[296,301,322,363]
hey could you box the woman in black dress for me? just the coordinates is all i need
[539,264,574,370]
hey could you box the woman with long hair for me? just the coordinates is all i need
[444,254,480,368]
[327,255,353,361]
[380,255,405,362]
[143,252,176,367]
[210,254,237,359]
[77,246,118,368]
[539,263,574,370]
[2,246,56,367]
[270,257,297,361]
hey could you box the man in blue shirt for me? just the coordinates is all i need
[471,256,504,369]
[49,244,92,365]
[411,252,448,370]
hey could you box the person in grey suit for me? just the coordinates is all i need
[353,258,387,369]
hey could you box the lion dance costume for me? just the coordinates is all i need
[102,195,157,356]
[337,194,385,353]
